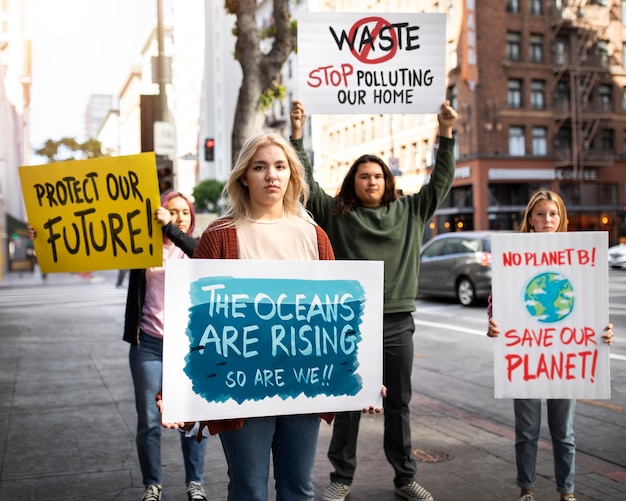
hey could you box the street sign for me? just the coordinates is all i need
[154,121,176,156]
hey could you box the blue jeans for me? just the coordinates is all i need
[514,398,576,495]
[219,415,321,501]
[129,331,207,486]
[328,312,416,487]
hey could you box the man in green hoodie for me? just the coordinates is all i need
[290,100,458,501]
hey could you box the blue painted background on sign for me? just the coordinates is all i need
[184,276,366,404]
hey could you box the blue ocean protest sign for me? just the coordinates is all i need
[162,259,384,423]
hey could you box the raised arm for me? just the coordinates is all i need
[290,100,305,140]
[437,100,458,139]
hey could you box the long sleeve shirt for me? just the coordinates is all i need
[291,136,456,314]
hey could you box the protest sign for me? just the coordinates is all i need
[491,232,610,399]
[297,12,446,114]
[19,153,162,273]
[161,259,384,423]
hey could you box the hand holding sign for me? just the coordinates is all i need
[298,12,446,114]
[19,153,162,273]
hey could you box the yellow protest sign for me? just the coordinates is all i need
[19,153,163,273]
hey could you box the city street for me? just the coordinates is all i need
[414,269,626,471]
[0,268,624,500]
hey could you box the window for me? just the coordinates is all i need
[508,79,523,108]
[424,139,433,167]
[507,0,520,13]
[554,39,568,65]
[507,32,521,61]
[623,42,626,68]
[529,0,542,15]
[532,127,547,155]
[598,40,609,67]
[509,126,525,155]
[622,0,626,24]
[555,128,572,156]
[598,84,612,112]
[622,87,626,112]
[531,80,546,109]
[530,34,544,63]
[600,129,614,151]
[555,82,570,111]
[448,84,457,111]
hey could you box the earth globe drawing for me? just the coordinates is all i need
[524,272,574,323]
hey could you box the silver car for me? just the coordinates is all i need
[608,244,626,269]
[417,231,494,306]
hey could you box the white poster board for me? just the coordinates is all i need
[297,12,446,114]
[490,232,610,399]
[162,259,384,423]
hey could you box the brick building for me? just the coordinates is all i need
[443,0,626,244]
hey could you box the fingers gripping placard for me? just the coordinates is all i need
[19,153,163,273]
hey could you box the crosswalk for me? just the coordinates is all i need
[0,281,127,309]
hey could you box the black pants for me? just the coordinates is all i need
[327,312,417,488]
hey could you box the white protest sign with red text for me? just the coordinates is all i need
[297,12,446,114]
[491,232,610,399]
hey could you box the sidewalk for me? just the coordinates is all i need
[0,267,118,288]
[0,271,624,500]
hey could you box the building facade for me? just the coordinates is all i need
[446,0,626,244]
[303,0,626,244]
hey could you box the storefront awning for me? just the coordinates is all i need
[6,213,28,235]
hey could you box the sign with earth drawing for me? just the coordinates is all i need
[161,259,384,423]
[297,12,446,114]
[490,232,611,399]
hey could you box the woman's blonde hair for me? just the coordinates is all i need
[520,188,568,233]
[217,133,309,226]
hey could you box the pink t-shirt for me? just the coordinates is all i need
[139,241,188,339]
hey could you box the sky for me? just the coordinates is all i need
[27,0,161,148]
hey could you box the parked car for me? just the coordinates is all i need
[608,243,626,269]
[417,231,495,306]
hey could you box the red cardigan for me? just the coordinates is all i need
[192,218,336,436]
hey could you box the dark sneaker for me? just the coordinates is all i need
[187,481,207,501]
[140,485,162,501]
[394,481,434,501]
[321,481,351,501]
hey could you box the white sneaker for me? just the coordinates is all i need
[187,481,207,501]
[394,481,434,501]
[321,481,351,501]
[140,485,162,501]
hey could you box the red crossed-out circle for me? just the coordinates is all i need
[348,16,398,64]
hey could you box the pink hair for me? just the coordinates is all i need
[160,191,196,235]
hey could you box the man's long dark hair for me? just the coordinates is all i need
[334,154,398,216]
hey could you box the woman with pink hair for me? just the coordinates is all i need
[123,191,208,501]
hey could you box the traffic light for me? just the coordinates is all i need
[157,157,174,194]
[204,138,215,162]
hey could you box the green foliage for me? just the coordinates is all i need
[192,178,226,212]
[34,137,109,163]
[259,85,287,111]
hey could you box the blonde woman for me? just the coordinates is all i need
[487,188,614,501]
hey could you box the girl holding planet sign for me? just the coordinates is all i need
[486,188,614,501]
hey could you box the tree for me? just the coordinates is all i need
[192,178,226,212]
[34,137,109,163]
[226,0,297,159]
